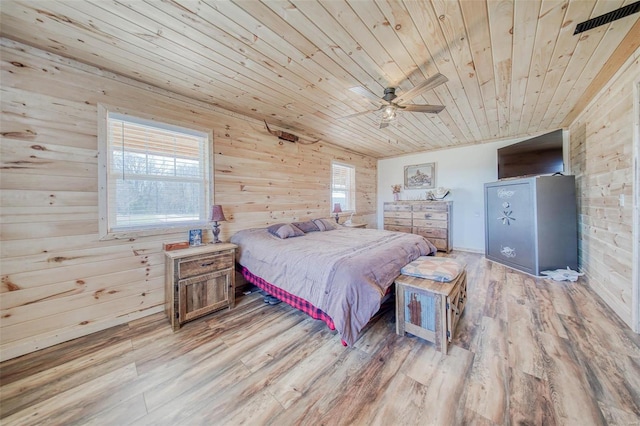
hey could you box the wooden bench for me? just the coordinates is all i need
[395,268,467,354]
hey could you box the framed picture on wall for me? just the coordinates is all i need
[404,162,436,189]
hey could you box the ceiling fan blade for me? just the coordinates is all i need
[349,86,385,104]
[339,105,385,120]
[401,104,446,113]
[394,73,448,104]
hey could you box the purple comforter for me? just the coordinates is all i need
[230,227,437,345]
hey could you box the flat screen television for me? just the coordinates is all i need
[498,129,564,179]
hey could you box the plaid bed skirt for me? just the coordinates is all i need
[240,265,348,345]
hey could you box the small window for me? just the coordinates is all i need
[331,162,356,212]
[99,106,212,238]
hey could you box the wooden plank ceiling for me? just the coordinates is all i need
[1,0,638,158]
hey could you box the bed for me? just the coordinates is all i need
[230,220,437,345]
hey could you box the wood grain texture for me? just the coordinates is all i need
[2,252,639,425]
[0,1,637,158]
[569,48,639,329]
[0,39,377,361]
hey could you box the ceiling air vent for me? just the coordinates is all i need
[574,1,640,35]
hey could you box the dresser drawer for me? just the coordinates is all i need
[384,217,412,227]
[413,211,448,221]
[413,219,447,229]
[385,225,412,233]
[413,227,447,239]
[412,203,448,212]
[178,251,234,279]
[430,238,448,251]
[384,203,411,212]
[384,211,412,220]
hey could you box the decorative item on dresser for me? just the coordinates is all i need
[165,243,237,331]
[391,184,402,201]
[383,200,452,252]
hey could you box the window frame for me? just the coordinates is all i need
[97,104,214,240]
[331,161,356,214]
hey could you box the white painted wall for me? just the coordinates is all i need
[377,138,524,252]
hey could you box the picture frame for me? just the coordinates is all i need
[188,229,203,246]
[404,162,436,190]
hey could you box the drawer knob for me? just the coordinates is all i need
[424,213,432,219]
[201,261,216,267]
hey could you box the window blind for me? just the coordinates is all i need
[107,114,209,230]
[331,162,356,212]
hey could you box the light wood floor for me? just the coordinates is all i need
[2,252,640,425]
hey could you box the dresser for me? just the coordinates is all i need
[383,201,452,252]
[484,175,577,276]
[165,243,237,330]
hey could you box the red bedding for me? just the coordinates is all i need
[241,265,395,346]
[241,265,336,332]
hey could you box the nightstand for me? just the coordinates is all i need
[343,223,367,228]
[164,243,237,331]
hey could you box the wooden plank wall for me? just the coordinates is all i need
[0,39,377,361]
[569,48,639,328]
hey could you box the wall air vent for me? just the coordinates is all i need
[574,1,640,35]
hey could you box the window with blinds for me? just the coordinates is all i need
[101,110,211,235]
[331,162,356,212]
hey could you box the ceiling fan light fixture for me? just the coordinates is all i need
[343,73,448,126]
[381,105,397,120]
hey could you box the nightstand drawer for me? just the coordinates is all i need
[178,251,234,279]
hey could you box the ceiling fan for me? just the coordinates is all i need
[341,73,448,128]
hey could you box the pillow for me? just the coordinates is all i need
[292,221,320,233]
[400,256,465,283]
[312,218,338,231]
[267,223,305,239]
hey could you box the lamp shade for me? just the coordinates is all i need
[332,203,342,214]
[210,205,227,222]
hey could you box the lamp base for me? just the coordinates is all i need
[334,214,340,224]
[212,222,221,243]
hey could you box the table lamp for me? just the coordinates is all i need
[332,203,342,223]
[210,204,227,243]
